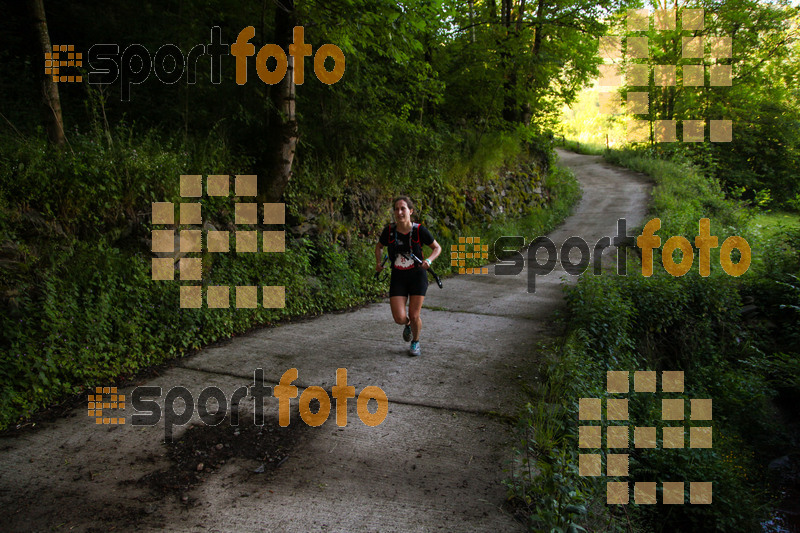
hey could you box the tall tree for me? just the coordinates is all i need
[262,0,299,203]
[28,0,65,146]
[438,0,618,128]
[614,0,800,202]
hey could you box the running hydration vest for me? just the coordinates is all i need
[387,222,421,266]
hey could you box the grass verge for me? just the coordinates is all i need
[506,147,800,532]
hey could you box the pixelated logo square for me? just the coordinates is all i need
[152,258,174,280]
[236,231,258,253]
[682,9,704,30]
[683,120,705,142]
[710,120,732,142]
[655,120,677,142]
[180,286,202,308]
[634,370,656,392]
[179,258,202,280]
[634,426,657,448]
[207,231,230,252]
[663,426,685,448]
[579,398,602,420]
[662,371,684,392]
[690,426,713,448]
[263,231,286,253]
[88,386,125,425]
[627,120,649,143]
[207,175,230,196]
[710,65,732,86]
[152,202,174,224]
[709,36,732,58]
[579,425,602,448]
[655,65,676,86]
[236,285,258,308]
[655,9,676,30]
[579,453,602,476]
[627,64,650,86]
[662,399,684,420]
[635,482,657,504]
[152,230,175,253]
[599,64,622,87]
[607,425,629,448]
[627,92,648,115]
[599,36,622,60]
[628,36,649,58]
[180,203,202,225]
[607,454,629,476]
[607,371,629,393]
[682,36,704,58]
[235,203,258,225]
[263,286,286,309]
[207,286,230,308]
[691,398,712,420]
[47,45,83,83]
[683,65,705,87]
[235,175,257,197]
[180,175,202,197]
[607,482,629,504]
[663,481,685,504]
[607,399,628,421]
[599,92,621,114]
[628,9,649,31]
[690,482,712,504]
[180,230,202,253]
[264,203,286,224]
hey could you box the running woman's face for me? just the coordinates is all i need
[393,200,413,223]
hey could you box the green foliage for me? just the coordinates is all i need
[596,0,800,207]
[604,147,749,237]
[558,268,774,531]
[509,144,799,531]
[0,118,580,431]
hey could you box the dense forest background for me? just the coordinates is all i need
[0,0,612,429]
[2,0,800,531]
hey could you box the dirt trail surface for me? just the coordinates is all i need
[0,150,650,532]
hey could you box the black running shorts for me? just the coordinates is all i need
[389,267,428,297]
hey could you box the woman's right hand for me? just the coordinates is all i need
[375,263,384,273]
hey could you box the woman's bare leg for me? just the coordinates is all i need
[390,296,409,325]
[407,295,425,341]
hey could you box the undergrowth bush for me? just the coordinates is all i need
[508,146,797,531]
[0,125,577,431]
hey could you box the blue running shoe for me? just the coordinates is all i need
[403,323,412,342]
[409,340,421,357]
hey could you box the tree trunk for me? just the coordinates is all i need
[487,0,497,20]
[502,0,532,124]
[263,0,298,203]
[502,0,512,28]
[516,0,526,32]
[29,0,65,146]
[531,0,545,57]
[468,0,475,43]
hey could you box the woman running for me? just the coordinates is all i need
[375,196,442,356]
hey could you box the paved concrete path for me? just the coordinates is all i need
[0,150,651,532]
